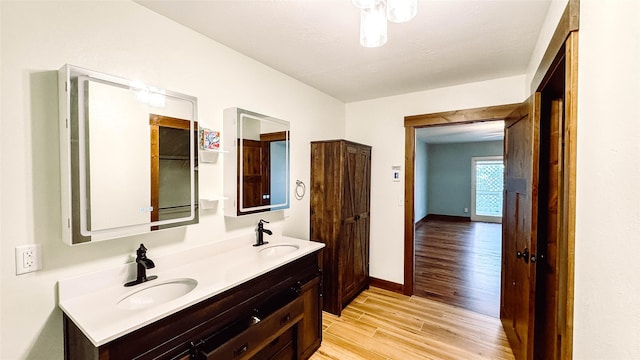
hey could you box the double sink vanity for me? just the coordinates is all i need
[56,65,319,359]
[59,236,324,359]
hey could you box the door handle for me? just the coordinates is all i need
[234,343,249,357]
[516,248,537,263]
[516,248,530,263]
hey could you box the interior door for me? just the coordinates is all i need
[501,93,540,360]
[341,144,371,303]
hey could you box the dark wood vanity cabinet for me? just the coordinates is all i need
[310,140,371,316]
[63,251,323,360]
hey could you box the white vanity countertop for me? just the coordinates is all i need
[57,236,324,347]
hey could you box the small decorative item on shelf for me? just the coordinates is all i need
[199,127,220,151]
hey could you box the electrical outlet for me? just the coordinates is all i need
[464,207,469,213]
[15,244,42,275]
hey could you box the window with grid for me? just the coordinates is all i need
[473,158,504,219]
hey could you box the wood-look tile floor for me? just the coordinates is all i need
[310,287,514,360]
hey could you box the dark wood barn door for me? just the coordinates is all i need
[341,144,371,303]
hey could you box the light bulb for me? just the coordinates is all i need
[360,1,387,47]
[386,0,417,23]
[352,0,381,9]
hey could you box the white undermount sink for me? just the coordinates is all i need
[116,278,198,310]
[258,244,300,258]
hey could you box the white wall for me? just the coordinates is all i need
[0,1,3,357]
[573,0,640,358]
[525,0,569,90]
[0,1,344,358]
[414,141,428,221]
[345,75,526,283]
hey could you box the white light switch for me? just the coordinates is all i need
[392,165,401,182]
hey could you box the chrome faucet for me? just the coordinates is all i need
[124,244,158,287]
[254,219,272,247]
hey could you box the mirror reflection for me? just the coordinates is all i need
[223,108,290,217]
[59,65,198,244]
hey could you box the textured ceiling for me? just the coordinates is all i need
[136,0,551,103]
[416,121,504,144]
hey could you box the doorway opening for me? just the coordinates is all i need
[412,122,507,317]
[403,104,518,300]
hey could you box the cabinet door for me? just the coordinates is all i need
[343,144,370,218]
[341,145,371,304]
[340,218,369,304]
[297,276,322,359]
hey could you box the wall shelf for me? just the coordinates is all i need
[200,197,228,209]
[199,149,227,163]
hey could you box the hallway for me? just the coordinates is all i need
[414,219,502,317]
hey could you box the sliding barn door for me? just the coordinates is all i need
[501,93,540,360]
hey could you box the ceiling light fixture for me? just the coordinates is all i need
[353,0,417,48]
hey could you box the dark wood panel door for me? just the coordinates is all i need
[501,93,540,360]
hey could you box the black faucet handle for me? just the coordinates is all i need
[136,243,148,258]
[257,219,269,230]
[124,243,156,287]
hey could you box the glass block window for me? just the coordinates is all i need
[475,159,504,217]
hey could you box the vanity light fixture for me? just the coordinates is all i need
[353,0,417,48]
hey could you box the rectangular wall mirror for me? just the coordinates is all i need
[223,108,290,217]
[59,65,199,244]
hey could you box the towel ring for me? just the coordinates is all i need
[295,180,306,200]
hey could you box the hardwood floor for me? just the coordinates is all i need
[414,219,502,317]
[309,287,514,360]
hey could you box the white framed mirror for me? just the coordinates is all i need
[223,108,290,217]
[59,65,199,244]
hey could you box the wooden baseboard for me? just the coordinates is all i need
[423,214,471,222]
[415,215,428,225]
[369,277,404,294]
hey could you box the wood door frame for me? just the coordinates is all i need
[530,1,579,358]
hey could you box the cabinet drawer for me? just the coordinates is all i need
[268,340,295,360]
[197,297,303,360]
[251,327,294,360]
